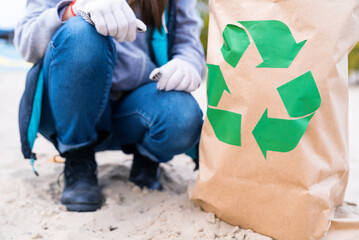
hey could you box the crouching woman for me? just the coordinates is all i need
[15,0,205,212]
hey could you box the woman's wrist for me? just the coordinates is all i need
[62,5,75,21]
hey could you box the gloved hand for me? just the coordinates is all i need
[150,58,202,93]
[71,0,146,42]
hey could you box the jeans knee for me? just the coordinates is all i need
[163,93,203,152]
[52,17,116,67]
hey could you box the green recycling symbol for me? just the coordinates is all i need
[207,20,321,158]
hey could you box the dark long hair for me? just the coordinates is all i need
[128,0,167,31]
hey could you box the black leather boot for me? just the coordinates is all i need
[61,147,101,212]
[129,152,162,190]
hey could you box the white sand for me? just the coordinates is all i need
[0,69,358,240]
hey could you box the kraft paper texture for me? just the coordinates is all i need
[191,1,359,239]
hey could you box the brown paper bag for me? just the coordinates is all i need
[191,1,359,240]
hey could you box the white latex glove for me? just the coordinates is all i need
[150,58,202,93]
[72,0,146,42]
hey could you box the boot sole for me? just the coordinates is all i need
[129,178,163,191]
[64,203,101,212]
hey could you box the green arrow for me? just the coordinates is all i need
[252,109,314,158]
[207,107,242,147]
[221,24,250,68]
[239,20,306,68]
[277,71,321,118]
[207,64,231,107]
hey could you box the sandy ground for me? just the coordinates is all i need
[0,69,359,240]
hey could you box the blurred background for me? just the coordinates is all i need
[0,0,358,76]
[0,0,358,79]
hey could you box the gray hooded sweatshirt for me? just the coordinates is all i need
[14,0,205,94]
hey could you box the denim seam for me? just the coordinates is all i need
[47,41,56,121]
[47,41,62,144]
[93,40,116,127]
[93,65,113,128]
[114,111,154,129]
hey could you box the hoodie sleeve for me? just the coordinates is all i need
[170,0,206,77]
[14,0,72,63]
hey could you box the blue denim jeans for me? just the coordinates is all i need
[39,17,203,163]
